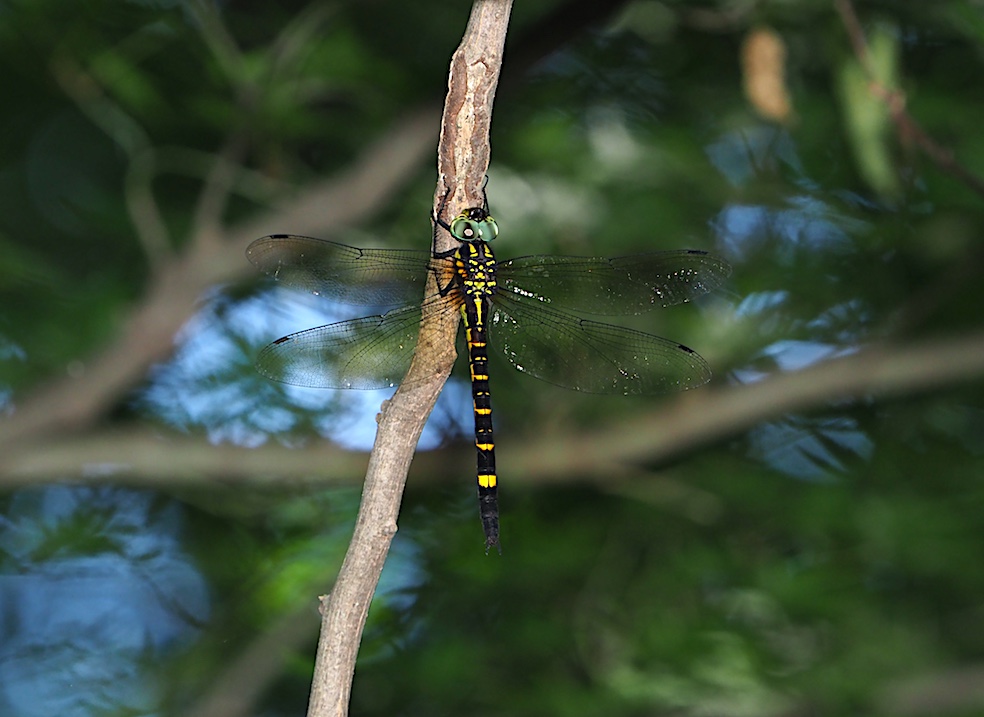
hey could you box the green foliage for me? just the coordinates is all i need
[2,1,984,716]
[837,23,901,200]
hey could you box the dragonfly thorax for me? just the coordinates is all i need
[454,241,498,299]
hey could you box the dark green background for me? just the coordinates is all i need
[1,1,983,715]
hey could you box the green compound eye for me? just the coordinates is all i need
[450,207,499,242]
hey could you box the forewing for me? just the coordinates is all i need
[247,234,434,307]
[488,294,711,395]
[496,250,731,315]
[256,306,424,389]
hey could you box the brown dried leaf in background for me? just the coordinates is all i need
[741,27,793,123]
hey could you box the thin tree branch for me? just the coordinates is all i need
[186,0,245,82]
[834,0,984,199]
[124,146,174,266]
[877,663,984,715]
[434,0,511,221]
[0,429,370,489]
[52,55,174,265]
[5,328,983,493]
[506,328,984,481]
[189,133,247,250]
[184,597,322,717]
[233,108,438,244]
[304,3,513,716]
[0,108,437,452]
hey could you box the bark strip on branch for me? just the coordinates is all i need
[304,4,513,716]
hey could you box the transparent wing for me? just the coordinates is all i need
[255,305,427,389]
[246,234,434,307]
[496,250,731,315]
[248,236,725,392]
[488,293,711,395]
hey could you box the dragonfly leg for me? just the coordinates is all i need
[433,185,454,232]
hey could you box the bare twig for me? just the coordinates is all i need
[124,147,174,265]
[189,133,247,250]
[184,597,322,717]
[6,328,984,493]
[506,328,984,480]
[0,428,371,489]
[52,56,174,265]
[304,3,513,716]
[877,663,984,715]
[186,0,245,82]
[834,0,984,199]
[434,0,512,224]
[0,109,437,452]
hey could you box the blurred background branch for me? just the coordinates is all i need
[835,0,984,199]
[3,327,984,491]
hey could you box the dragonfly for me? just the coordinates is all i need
[247,195,731,552]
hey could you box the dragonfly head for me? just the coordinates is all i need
[450,207,499,243]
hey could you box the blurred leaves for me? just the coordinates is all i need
[1,0,984,716]
[837,23,902,200]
